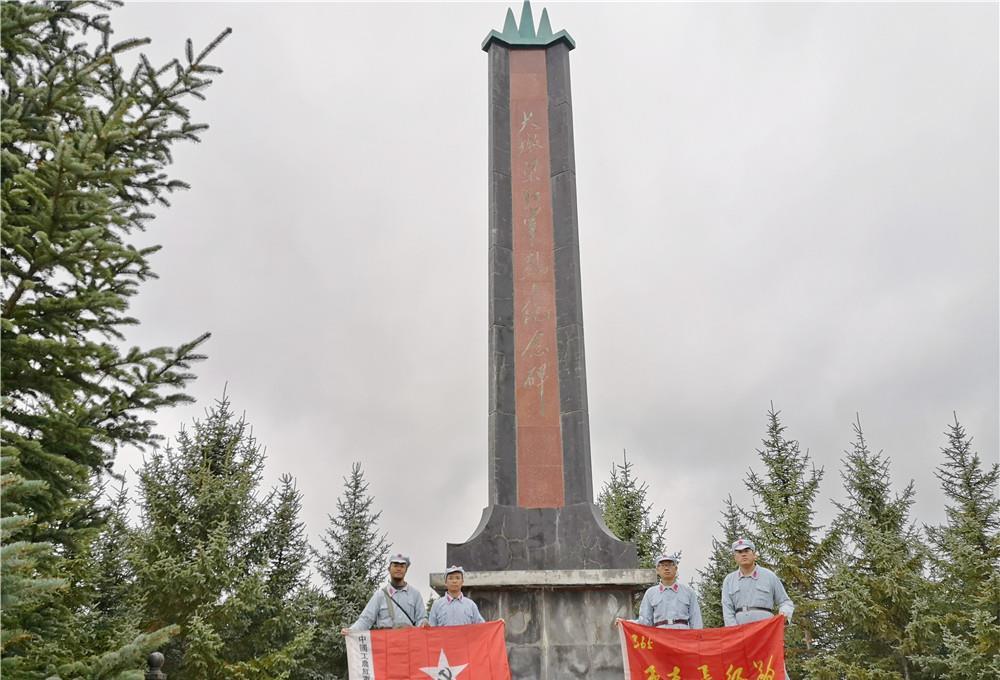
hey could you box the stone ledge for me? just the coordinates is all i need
[430,568,655,591]
[447,503,639,570]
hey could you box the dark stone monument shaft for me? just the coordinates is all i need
[436,5,652,678]
[448,0,636,575]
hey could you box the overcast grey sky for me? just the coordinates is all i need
[112,1,998,598]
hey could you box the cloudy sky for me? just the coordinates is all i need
[111,1,998,599]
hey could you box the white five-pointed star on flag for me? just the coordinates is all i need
[419,649,469,679]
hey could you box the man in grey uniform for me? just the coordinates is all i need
[721,537,794,626]
[428,565,485,627]
[341,553,428,634]
[617,551,703,629]
[722,538,793,679]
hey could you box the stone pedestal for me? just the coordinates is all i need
[430,569,654,680]
[447,503,637,570]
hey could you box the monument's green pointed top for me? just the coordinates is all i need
[518,1,536,39]
[482,2,575,52]
[502,8,518,36]
[537,9,554,41]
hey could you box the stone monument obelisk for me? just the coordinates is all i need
[431,3,653,679]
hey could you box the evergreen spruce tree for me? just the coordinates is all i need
[805,416,924,680]
[282,585,336,680]
[0,462,67,672]
[314,462,391,677]
[80,482,143,653]
[905,415,1000,679]
[1,1,228,675]
[131,395,311,678]
[597,450,667,568]
[256,474,316,678]
[742,404,837,677]
[264,475,312,606]
[697,495,750,628]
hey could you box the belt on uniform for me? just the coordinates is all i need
[738,606,773,613]
[654,619,689,626]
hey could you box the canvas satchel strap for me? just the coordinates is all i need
[383,586,417,627]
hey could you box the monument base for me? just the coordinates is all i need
[446,503,638,570]
[430,569,654,680]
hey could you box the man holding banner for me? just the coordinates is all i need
[617,551,703,630]
[616,540,792,679]
[341,552,428,634]
[722,537,794,680]
[618,615,787,679]
[721,538,794,627]
[428,565,485,627]
[341,559,511,679]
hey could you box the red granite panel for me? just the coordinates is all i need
[509,49,564,509]
[517,427,563,467]
[516,466,566,508]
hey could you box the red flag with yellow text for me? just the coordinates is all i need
[345,620,510,680]
[618,616,785,680]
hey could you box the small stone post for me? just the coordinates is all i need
[145,652,166,680]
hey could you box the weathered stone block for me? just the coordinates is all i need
[547,102,576,176]
[508,645,542,680]
[553,243,583,328]
[587,644,627,680]
[489,45,511,177]
[502,590,542,645]
[551,645,590,677]
[431,574,652,680]
[545,43,573,107]
[550,171,579,249]
[488,412,517,505]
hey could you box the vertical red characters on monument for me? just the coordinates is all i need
[509,49,564,508]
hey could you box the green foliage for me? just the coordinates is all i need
[696,495,750,628]
[0,0,228,674]
[241,475,318,680]
[283,586,340,680]
[742,404,838,677]
[904,415,1000,679]
[598,450,667,568]
[131,396,315,678]
[52,626,179,680]
[314,462,391,677]
[805,417,924,679]
[264,475,312,603]
[0,467,66,675]
[85,482,142,648]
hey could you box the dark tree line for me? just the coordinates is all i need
[1,3,388,677]
[2,0,226,675]
[600,408,997,679]
[599,406,998,680]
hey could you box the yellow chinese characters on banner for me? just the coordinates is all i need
[619,616,785,680]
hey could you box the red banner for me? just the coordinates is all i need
[346,620,510,680]
[619,617,785,680]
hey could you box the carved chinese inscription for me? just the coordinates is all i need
[509,49,564,508]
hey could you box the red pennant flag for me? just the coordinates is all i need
[619,616,786,680]
[346,620,511,680]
